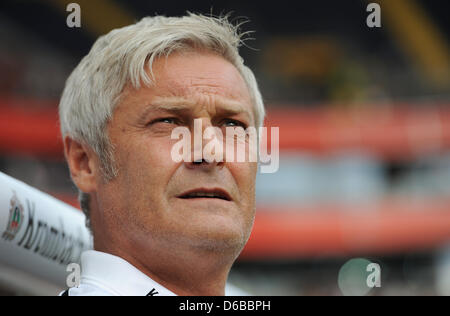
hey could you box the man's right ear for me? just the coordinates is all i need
[64,136,99,194]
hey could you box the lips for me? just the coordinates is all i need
[177,188,232,201]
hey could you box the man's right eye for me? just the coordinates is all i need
[149,117,178,125]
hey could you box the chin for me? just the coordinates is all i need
[193,234,246,257]
[187,217,250,255]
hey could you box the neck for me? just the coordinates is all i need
[95,240,236,296]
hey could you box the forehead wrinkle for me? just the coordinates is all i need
[147,96,253,120]
[161,72,249,103]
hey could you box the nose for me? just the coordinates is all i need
[185,158,223,170]
[185,155,225,171]
[184,118,225,171]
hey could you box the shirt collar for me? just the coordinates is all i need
[80,250,176,296]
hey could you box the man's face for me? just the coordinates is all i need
[96,50,257,256]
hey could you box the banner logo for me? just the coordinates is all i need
[2,191,24,241]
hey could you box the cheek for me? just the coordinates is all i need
[229,162,257,201]
[116,136,180,195]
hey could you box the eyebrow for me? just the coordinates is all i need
[141,96,254,123]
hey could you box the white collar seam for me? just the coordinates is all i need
[81,275,128,296]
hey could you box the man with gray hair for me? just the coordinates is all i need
[59,13,265,296]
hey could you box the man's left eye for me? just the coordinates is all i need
[223,119,247,128]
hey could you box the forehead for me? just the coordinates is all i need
[119,51,254,117]
[153,51,251,99]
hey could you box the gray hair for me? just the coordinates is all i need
[59,13,265,229]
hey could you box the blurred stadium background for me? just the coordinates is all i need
[1,0,450,295]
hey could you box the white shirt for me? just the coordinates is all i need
[61,250,247,296]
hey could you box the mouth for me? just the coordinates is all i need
[177,188,232,201]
